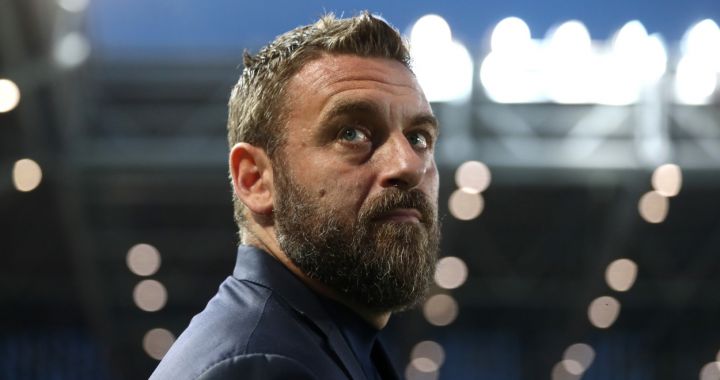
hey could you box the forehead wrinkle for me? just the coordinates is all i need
[285,55,431,131]
[320,98,384,122]
[294,55,421,95]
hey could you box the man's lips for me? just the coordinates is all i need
[373,208,423,223]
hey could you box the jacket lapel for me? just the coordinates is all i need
[234,246,367,380]
[309,315,367,380]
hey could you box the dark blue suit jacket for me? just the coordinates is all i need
[150,246,400,379]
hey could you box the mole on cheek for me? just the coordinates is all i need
[318,189,326,197]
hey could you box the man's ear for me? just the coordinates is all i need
[229,142,274,216]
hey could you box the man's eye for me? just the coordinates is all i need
[340,127,369,142]
[407,132,429,149]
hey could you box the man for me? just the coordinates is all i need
[151,12,440,380]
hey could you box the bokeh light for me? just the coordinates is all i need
[674,55,717,105]
[455,161,491,193]
[605,258,638,292]
[423,294,459,326]
[682,19,720,71]
[652,164,682,197]
[411,357,440,373]
[645,34,669,83]
[126,243,162,277]
[406,363,439,380]
[0,78,21,113]
[700,362,720,380]
[638,190,669,224]
[54,32,91,68]
[448,189,484,221]
[410,14,473,103]
[588,295,621,329]
[491,17,532,52]
[12,158,43,192]
[410,14,451,47]
[551,360,581,380]
[545,20,595,104]
[57,0,90,13]
[480,17,542,103]
[600,20,649,105]
[613,20,667,84]
[563,343,595,374]
[434,256,468,289]
[411,340,445,369]
[143,328,175,360]
[133,279,168,312]
[597,21,668,105]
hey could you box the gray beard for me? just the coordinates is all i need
[273,170,440,313]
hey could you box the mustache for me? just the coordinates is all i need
[359,188,436,225]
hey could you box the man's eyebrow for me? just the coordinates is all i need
[321,99,439,133]
[410,113,439,133]
[322,99,382,121]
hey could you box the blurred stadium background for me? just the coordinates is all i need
[2,0,720,379]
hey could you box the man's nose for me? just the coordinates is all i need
[377,132,425,190]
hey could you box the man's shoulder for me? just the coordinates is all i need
[194,352,317,380]
[150,276,314,379]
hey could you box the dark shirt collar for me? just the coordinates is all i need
[232,245,399,380]
[319,296,381,380]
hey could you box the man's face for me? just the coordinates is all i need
[273,54,440,312]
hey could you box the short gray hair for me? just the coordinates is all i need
[227,12,412,232]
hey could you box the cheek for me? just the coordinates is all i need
[325,179,370,217]
[425,162,440,196]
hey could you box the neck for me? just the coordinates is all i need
[242,224,391,329]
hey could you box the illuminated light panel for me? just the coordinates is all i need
[127,243,162,277]
[613,21,649,63]
[491,17,531,52]
[599,22,666,105]
[652,164,682,197]
[682,19,720,71]
[481,16,540,104]
[551,360,581,380]
[674,55,717,105]
[638,191,669,224]
[410,15,473,103]
[54,32,91,68]
[645,34,668,83]
[57,0,90,13]
[545,20,595,104]
[700,362,720,380]
[405,363,439,380]
[455,161,491,193]
[133,279,168,312]
[605,258,638,292]
[596,20,651,105]
[0,79,21,113]
[562,343,595,374]
[143,328,175,360]
[588,295,621,329]
[434,256,468,290]
[479,40,543,103]
[448,189,484,221]
[12,158,43,192]
[423,294,459,326]
[547,20,592,53]
[410,14,452,47]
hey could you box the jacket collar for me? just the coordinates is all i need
[232,245,368,380]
